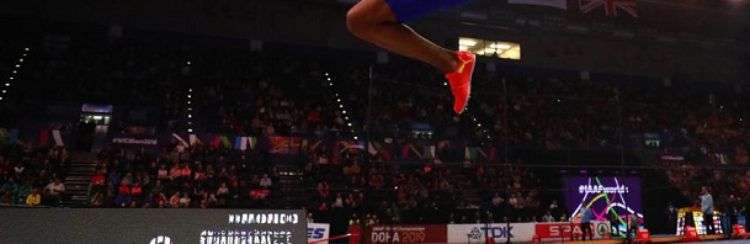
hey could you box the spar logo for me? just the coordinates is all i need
[308,228,326,239]
[466,226,514,241]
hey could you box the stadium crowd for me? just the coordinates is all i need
[0,30,749,235]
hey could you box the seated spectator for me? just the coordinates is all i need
[259,174,272,188]
[44,178,65,206]
[179,192,191,207]
[156,165,169,181]
[25,188,42,207]
[169,191,181,208]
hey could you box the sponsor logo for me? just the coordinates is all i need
[578,184,628,194]
[370,226,426,243]
[466,227,514,240]
[308,228,326,239]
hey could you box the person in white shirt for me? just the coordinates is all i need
[259,174,272,188]
[45,178,66,206]
[700,186,715,234]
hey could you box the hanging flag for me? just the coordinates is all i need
[219,135,231,148]
[172,133,189,148]
[189,134,202,146]
[580,0,638,17]
[509,0,567,10]
[52,130,64,146]
[234,137,248,151]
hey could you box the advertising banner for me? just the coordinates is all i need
[0,209,307,244]
[564,176,642,236]
[366,225,447,243]
[447,223,536,243]
[534,221,611,240]
[269,136,302,154]
[308,223,330,244]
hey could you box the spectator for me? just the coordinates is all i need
[45,178,66,206]
[25,188,42,207]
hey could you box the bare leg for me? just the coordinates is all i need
[346,0,459,73]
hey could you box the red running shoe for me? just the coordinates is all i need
[445,51,476,114]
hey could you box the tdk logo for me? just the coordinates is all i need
[467,226,514,240]
[308,228,326,239]
[149,236,172,244]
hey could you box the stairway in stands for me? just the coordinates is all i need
[275,164,308,208]
[62,152,97,207]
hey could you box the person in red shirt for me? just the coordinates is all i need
[117,182,131,196]
[130,182,143,201]
[179,163,192,179]
[90,169,106,193]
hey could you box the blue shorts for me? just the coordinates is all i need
[385,0,471,23]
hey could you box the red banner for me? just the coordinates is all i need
[269,136,301,154]
[366,225,447,244]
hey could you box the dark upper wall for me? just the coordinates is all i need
[0,0,744,82]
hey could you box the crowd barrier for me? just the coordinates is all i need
[361,222,612,243]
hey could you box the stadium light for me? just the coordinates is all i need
[329,82,333,86]
[24,48,29,52]
[327,77,331,81]
[12,70,16,74]
[4,83,9,87]
[9,77,13,80]
[187,128,193,133]
[336,98,341,102]
[18,58,23,63]
[2,90,5,93]
[339,104,343,108]
[187,61,191,65]
[188,114,192,118]
[345,116,349,120]
[187,101,191,104]
[187,94,192,98]
[324,72,329,76]
[348,123,352,127]
[353,136,358,140]
[15,64,20,68]
[0,97,3,100]
[342,110,347,114]
[477,123,481,127]
[443,82,448,86]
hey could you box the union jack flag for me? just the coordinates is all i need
[579,0,638,17]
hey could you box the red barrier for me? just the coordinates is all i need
[635,228,651,243]
[682,226,700,241]
[733,224,750,239]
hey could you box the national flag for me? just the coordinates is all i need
[234,137,248,151]
[509,0,567,10]
[579,0,638,17]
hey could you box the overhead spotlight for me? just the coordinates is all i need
[342,110,347,114]
[189,88,193,92]
[348,123,352,127]
[9,77,13,80]
[15,65,20,68]
[188,121,192,125]
[345,116,349,120]
[187,101,191,104]
[477,123,482,127]
[18,58,23,63]
[335,93,339,97]
[4,83,9,87]
[324,72,329,76]
[187,94,192,98]
[1,90,5,93]
[24,48,30,52]
[339,105,343,108]
[329,82,334,86]
[12,70,16,74]
[188,114,192,118]
[188,107,192,111]
[336,98,341,102]
[443,82,448,86]
[0,97,3,100]
[186,61,191,65]
[327,77,331,81]
[187,128,193,133]
[353,136,358,140]
[22,53,27,57]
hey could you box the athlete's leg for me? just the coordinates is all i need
[346,0,458,73]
